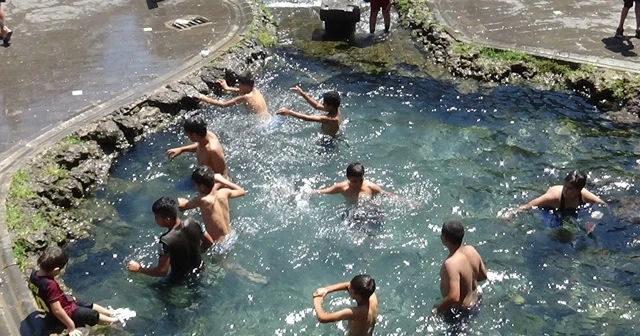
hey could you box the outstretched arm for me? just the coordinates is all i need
[165,143,198,160]
[503,189,556,219]
[215,174,246,198]
[313,299,357,323]
[193,93,246,108]
[276,108,337,125]
[290,86,325,110]
[217,79,240,93]
[316,183,342,195]
[582,189,607,205]
[128,254,170,277]
[178,197,201,211]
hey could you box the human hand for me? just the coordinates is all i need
[313,287,328,298]
[276,108,291,116]
[290,86,304,95]
[68,329,83,336]
[217,79,230,90]
[127,261,141,272]
[178,198,189,208]
[165,148,182,160]
[191,92,204,100]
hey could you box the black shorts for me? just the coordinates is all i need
[46,301,99,330]
[624,0,640,8]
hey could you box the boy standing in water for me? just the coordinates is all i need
[312,274,378,336]
[165,116,228,180]
[435,220,487,324]
[30,247,118,336]
[501,170,607,220]
[128,197,214,282]
[314,162,389,204]
[192,72,270,119]
[277,86,341,137]
[178,166,245,254]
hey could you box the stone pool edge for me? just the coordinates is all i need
[0,0,277,334]
[394,0,640,118]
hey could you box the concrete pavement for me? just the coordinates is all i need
[429,0,640,73]
[0,0,248,154]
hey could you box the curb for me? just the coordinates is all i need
[426,0,640,74]
[0,0,253,334]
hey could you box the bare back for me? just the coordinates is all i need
[440,246,485,308]
[340,181,381,204]
[348,294,378,336]
[198,192,232,242]
[242,88,269,115]
[321,111,341,137]
[196,132,228,178]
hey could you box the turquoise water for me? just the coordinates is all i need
[64,53,640,335]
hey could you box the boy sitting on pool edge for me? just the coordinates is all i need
[313,274,378,336]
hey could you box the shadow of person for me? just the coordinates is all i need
[602,36,638,57]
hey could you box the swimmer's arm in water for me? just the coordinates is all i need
[217,79,240,93]
[200,231,214,253]
[178,197,202,211]
[315,183,343,195]
[192,93,247,108]
[434,261,460,315]
[290,86,324,110]
[581,189,607,205]
[127,254,170,277]
[276,108,337,125]
[214,174,246,199]
[315,282,350,295]
[503,189,556,219]
[165,143,198,159]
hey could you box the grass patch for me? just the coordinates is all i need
[8,169,37,202]
[451,42,481,56]
[62,134,82,146]
[256,31,276,48]
[12,243,27,271]
[5,205,22,231]
[42,160,68,180]
[478,47,573,76]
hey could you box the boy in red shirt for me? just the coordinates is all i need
[29,247,118,336]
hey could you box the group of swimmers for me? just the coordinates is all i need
[28,72,609,336]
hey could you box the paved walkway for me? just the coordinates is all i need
[0,0,248,154]
[429,0,640,73]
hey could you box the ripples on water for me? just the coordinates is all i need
[63,53,640,335]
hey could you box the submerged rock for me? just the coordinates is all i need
[613,196,640,224]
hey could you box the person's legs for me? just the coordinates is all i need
[635,1,640,34]
[92,303,115,318]
[98,313,119,324]
[618,0,634,36]
[369,3,380,34]
[382,2,391,33]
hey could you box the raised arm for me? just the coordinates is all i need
[165,143,198,160]
[582,189,607,205]
[313,299,357,323]
[193,93,246,108]
[291,86,324,110]
[217,79,240,93]
[215,174,246,198]
[127,254,170,277]
[178,197,201,211]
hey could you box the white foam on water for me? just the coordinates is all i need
[266,1,320,8]
[109,307,137,327]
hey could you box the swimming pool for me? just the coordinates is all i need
[62,52,640,335]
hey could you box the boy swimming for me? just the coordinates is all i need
[277,86,341,137]
[192,72,270,119]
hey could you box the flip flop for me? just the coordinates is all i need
[3,30,12,46]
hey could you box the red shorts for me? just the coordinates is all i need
[371,0,390,11]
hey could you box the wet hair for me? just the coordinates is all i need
[191,165,216,190]
[237,72,255,88]
[37,246,69,273]
[183,116,208,137]
[564,170,587,190]
[323,91,341,109]
[346,162,364,179]
[442,220,465,246]
[350,274,376,300]
[152,197,178,220]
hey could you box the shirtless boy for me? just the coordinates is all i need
[276,86,341,137]
[178,166,245,254]
[435,220,487,323]
[313,275,378,336]
[502,170,606,220]
[192,72,269,118]
[165,116,228,179]
[314,162,388,204]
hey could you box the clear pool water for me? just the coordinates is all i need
[63,52,640,335]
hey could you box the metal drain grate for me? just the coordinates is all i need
[166,16,212,31]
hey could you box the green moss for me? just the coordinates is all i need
[42,160,68,180]
[12,243,27,271]
[8,169,37,202]
[62,134,82,146]
[5,205,22,231]
[451,42,481,56]
[257,31,276,48]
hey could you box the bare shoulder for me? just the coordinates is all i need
[548,185,563,196]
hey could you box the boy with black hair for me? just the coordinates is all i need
[29,247,118,336]
[128,197,214,282]
[312,274,378,336]
[277,86,342,137]
[314,162,389,204]
[502,170,606,220]
[165,116,228,179]
[435,220,487,326]
[178,165,245,254]
[192,72,269,117]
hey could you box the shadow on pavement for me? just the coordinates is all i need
[602,36,638,57]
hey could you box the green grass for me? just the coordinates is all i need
[256,31,276,48]
[12,243,27,271]
[5,205,22,231]
[42,160,68,179]
[451,42,481,56]
[62,134,82,145]
[8,169,37,201]
[477,48,572,76]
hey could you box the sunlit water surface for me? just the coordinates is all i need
[63,52,640,335]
